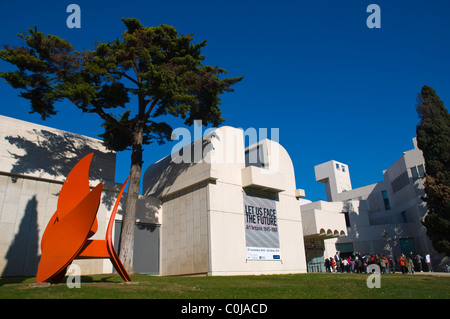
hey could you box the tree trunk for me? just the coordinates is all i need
[118,126,144,274]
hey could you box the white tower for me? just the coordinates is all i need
[314,160,352,202]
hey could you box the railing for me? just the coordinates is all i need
[307,262,324,273]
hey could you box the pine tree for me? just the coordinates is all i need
[0,18,243,272]
[416,85,450,256]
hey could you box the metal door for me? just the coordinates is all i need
[114,221,160,275]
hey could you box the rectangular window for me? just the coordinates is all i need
[401,211,408,223]
[336,163,340,170]
[382,190,391,210]
[336,242,354,253]
[410,166,419,179]
[343,211,351,227]
[245,145,266,168]
[418,164,425,177]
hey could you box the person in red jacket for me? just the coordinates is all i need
[399,254,407,274]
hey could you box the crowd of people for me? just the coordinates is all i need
[324,251,433,274]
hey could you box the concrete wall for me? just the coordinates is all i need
[300,200,347,238]
[159,183,209,276]
[143,126,307,276]
[0,115,123,277]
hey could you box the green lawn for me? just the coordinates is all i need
[0,273,449,299]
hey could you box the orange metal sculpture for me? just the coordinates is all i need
[36,153,131,283]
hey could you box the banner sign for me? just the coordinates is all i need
[243,192,280,260]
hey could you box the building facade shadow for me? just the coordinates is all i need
[5,129,113,182]
[1,196,39,284]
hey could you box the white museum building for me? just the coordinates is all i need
[0,114,447,278]
[302,138,444,272]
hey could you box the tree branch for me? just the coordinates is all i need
[145,98,159,120]
[73,100,131,137]
[132,63,140,83]
[95,105,131,135]
[110,70,139,86]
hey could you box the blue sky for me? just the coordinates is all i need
[1,0,449,201]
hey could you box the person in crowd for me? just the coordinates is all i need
[349,257,355,273]
[425,253,432,272]
[369,254,375,265]
[362,254,368,273]
[321,251,433,275]
[389,256,396,274]
[334,252,341,273]
[415,254,423,272]
[406,256,414,274]
[380,255,387,274]
[405,256,413,274]
[356,256,362,273]
[409,251,415,262]
[325,257,331,273]
[331,257,336,272]
[373,254,380,266]
[399,254,407,274]
[383,256,390,274]
[342,257,349,273]
[339,258,344,273]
